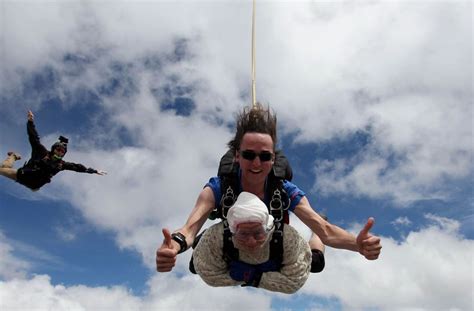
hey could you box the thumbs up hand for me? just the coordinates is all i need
[356,218,382,260]
[156,228,180,272]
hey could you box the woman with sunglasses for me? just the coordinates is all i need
[156,103,382,273]
[0,110,106,191]
[192,191,312,294]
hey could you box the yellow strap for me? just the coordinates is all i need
[251,0,257,108]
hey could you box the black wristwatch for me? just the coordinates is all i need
[171,232,188,254]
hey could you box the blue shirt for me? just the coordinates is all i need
[205,175,305,212]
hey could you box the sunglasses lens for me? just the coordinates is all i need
[241,150,273,162]
[258,152,272,162]
[241,150,257,160]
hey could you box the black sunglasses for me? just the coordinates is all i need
[240,150,274,162]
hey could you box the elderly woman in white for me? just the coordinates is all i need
[192,191,312,294]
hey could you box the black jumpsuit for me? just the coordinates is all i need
[16,120,97,190]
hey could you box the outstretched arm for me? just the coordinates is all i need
[156,186,215,272]
[178,187,216,244]
[26,110,49,160]
[62,162,107,175]
[294,197,381,260]
[90,169,107,175]
[26,110,45,151]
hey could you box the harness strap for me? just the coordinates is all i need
[217,176,290,223]
[269,222,284,269]
[223,220,239,262]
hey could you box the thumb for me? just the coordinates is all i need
[359,217,375,237]
[162,228,173,248]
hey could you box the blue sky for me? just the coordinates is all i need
[0,1,472,310]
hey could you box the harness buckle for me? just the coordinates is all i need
[220,186,235,219]
[270,189,284,221]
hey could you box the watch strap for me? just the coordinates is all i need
[171,232,188,254]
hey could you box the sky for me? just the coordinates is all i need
[0,0,472,310]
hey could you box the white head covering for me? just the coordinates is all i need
[227,191,274,233]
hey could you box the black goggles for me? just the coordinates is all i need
[240,150,273,162]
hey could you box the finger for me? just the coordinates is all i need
[361,244,382,260]
[362,244,382,253]
[156,248,177,272]
[359,217,375,237]
[360,238,381,250]
[156,262,175,272]
[366,247,381,259]
[156,253,176,264]
[361,235,381,244]
[156,256,176,271]
[162,228,173,248]
[364,236,381,246]
[156,266,173,272]
[365,254,380,260]
[363,245,382,254]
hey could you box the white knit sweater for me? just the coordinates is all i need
[192,222,311,294]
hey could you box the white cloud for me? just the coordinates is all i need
[34,109,231,265]
[0,275,142,311]
[391,216,412,227]
[301,215,473,311]
[254,1,472,204]
[0,232,30,280]
[2,1,471,207]
[1,216,472,310]
[0,1,472,310]
[0,273,274,311]
[55,225,78,242]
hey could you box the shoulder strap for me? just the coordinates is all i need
[210,149,240,220]
[222,220,239,262]
[217,149,235,176]
[209,168,239,221]
[213,149,292,222]
[268,222,284,270]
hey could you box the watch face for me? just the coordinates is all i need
[173,233,184,242]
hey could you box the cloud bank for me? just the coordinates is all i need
[1,215,472,310]
[0,1,472,310]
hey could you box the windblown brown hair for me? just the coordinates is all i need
[228,102,277,151]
